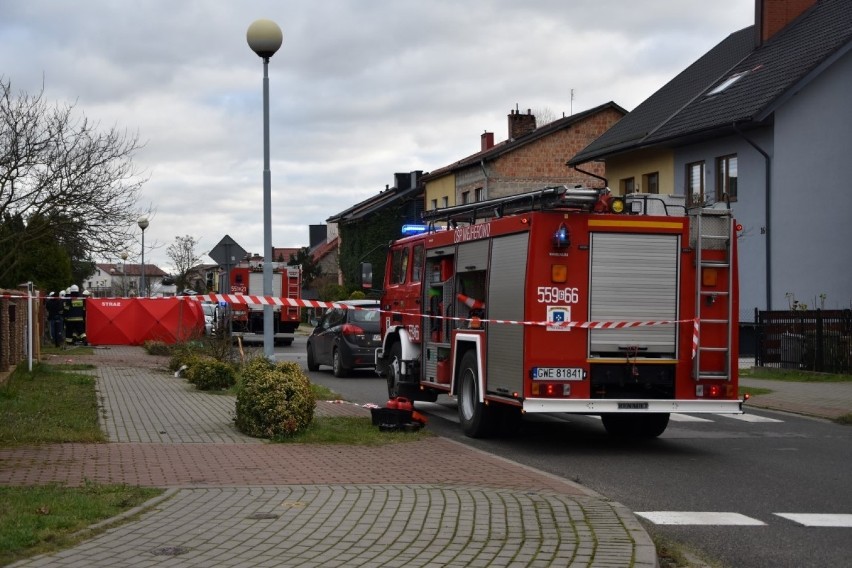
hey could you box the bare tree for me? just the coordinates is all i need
[531,106,560,127]
[167,235,202,292]
[0,78,145,283]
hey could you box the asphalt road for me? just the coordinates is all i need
[277,337,852,568]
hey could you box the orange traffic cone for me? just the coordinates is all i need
[457,293,485,310]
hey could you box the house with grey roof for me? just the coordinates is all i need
[569,0,852,317]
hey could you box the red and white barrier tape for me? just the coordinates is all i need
[184,293,699,333]
[3,292,702,351]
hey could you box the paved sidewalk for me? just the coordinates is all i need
[1,347,657,567]
[740,377,852,419]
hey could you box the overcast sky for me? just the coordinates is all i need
[1,0,755,271]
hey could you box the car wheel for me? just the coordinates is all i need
[457,350,498,438]
[332,348,349,378]
[306,343,319,372]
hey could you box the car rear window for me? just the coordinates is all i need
[350,308,379,323]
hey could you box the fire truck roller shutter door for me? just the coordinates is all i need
[487,233,529,396]
[589,232,679,357]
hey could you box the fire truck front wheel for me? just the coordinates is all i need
[600,413,670,438]
[386,342,416,400]
[457,351,498,438]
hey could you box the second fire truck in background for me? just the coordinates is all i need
[228,260,302,346]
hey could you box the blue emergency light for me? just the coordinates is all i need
[401,224,429,236]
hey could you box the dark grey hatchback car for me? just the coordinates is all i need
[306,300,382,377]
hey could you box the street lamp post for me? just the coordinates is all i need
[246,19,283,360]
[138,216,149,297]
[121,251,128,296]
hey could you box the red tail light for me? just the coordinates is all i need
[696,383,733,398]
[531,383,571,397]
[341,323,365,336]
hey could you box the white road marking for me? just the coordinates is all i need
[774,514,852,527]
[668,414,713,422]
[720,413,783,423]
[635,512,766,526]
[416,405,784,426]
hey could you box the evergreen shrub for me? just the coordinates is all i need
[186,358,236,390]
[235,358,315,439]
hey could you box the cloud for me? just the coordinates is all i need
[0,0,754,272]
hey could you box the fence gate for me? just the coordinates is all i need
[756,309,852,373]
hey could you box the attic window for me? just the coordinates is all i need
[707,70,749,96]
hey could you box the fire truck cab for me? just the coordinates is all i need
[375,186,744,438]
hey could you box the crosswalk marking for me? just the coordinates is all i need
[668,414,713,422]
[415,404,783,425]
[637,512,852,527]
[775,513,852,527]
[720,413,783,423]
[636,512,766,526]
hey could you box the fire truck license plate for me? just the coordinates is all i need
[533,367,584,380]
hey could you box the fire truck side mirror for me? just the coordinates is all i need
[360,262,373,289]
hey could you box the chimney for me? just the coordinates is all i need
[755,0,816,45]
[481,131,494,152]
[508,108,537,140]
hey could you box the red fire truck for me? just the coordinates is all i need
[373,186,744,438]
[229,259,302,346]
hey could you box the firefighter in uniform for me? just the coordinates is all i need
[64,285,87,345]
[45,292,64,347]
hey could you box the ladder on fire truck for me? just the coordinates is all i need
[692,206,735,382]
[285,267,300,318]
[421,185,607,225]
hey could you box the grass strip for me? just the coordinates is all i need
[0,363,105,446]
[0,483,162,566]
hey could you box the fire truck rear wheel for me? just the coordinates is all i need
[457,350,498,438]
[600,413,670,438]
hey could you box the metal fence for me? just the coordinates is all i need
[755,309,852,373]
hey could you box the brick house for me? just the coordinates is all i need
[423,103,626,211]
